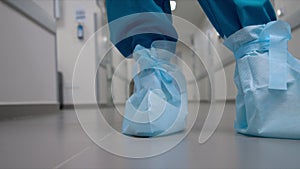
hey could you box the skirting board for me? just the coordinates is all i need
[0,104,60,121]
[63,100,235,109]
[63,103,118,109]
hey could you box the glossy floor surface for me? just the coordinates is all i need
[0,102,300,169]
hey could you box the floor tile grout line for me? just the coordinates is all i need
[52,146,91,169]
[98,131,115,142]
[52,131,115,169]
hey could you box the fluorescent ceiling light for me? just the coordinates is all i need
[170,0,176,11]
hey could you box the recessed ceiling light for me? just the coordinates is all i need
[170,0,177,11]
[276,8,284,17]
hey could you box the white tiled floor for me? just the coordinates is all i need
[0,102,299,169]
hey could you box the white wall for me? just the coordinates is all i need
[56,1,99,104]
[289,28,300,60]
[0,1,57,105]
[194,18,237,101]
[33,0,54,17]
[111,48,131,104]
[177,42,202,101]
[274,0,300,59]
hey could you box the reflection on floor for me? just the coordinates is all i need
[0,102,299,169]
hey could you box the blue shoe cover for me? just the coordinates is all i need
[224,21,300,139]
[122,41,188,137]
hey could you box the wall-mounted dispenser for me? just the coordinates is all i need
[77,22,84,40]
[75,7,86,40]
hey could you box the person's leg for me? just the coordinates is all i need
[197,0,276,38]
[106,0,177,57]
[198,1,300,139]
[106,0,188,137]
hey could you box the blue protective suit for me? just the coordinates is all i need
[107,0,276,56]
[106,0,186,137]
[198,0,276,38]
[106,0,177,57]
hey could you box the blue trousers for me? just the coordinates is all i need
[106,0,276,57]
